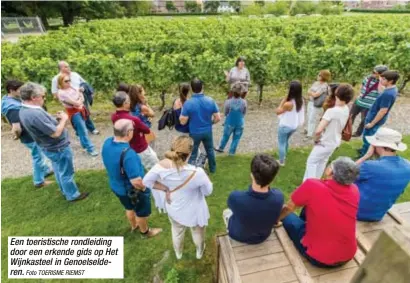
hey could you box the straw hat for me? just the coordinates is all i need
[366,127,407,151]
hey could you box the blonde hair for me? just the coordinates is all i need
[57,74,69,89]
[319,70,331,82]
[164,136,194,170]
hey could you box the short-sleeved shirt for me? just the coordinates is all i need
[57,87,82,109]
[181,93,219,135]
[355,75,380,109]
[228,186,284,244]
[228,67,251,92]
[356,156,410,221]
[291,179,359,265]
[102,137,145,196]
[19,104,69,151]
[111,110,150,153]
[51,72,85,94]
[365,86,397,126]
[309,81,329,104]
[224,98,247,128]
[1,96,33,144]
[320,105,349,147]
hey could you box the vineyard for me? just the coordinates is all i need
[2,15,410,99]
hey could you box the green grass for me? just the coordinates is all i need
[2,137,410,283]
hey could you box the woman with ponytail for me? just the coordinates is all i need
[143,136,213,260]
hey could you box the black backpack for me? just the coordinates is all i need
[158,102,177,131]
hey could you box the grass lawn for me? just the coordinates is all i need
[2,137,410,283]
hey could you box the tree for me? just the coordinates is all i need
[184,1,201,13]
[229,1,241,13]
[255,1,265,7]
[166,1,177,12]
[204,1,220,13]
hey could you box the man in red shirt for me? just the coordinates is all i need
[278,157,360,267]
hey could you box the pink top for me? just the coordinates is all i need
[58,87,82,109]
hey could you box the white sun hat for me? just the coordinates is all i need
[365,127,407,152]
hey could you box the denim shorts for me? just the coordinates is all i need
[115,188,152,217]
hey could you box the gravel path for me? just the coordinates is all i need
[2,97,410,180]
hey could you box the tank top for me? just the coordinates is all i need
[131,103,152,128]
[278,99,305,130]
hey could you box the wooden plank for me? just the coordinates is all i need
[400,212,410,223]
[241,265,297,283]
[387,209,405,225]
[351,225,410,283]
[304,259,357,277]
[356,214,396,233]
[218,255,228,283]
[233,239,283,261]
[219,236,242,283]
[230,232,278,248]
[356,230,374,253]
[391,202,410,214]
[236,252,289,276]
[354,247,366,265]
[275,226,314,283]
[314,267,358,283]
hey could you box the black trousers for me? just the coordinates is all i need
[350,103,368,136]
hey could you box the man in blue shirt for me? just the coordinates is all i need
[1,80,53,188]
[180,78,221,173]
[359,70,400,156]
[223,154,284,244]
[102,119,162,238]
[356,127,410,221]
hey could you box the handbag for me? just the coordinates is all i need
[342,115,353,142]
[313,84,329,108]
[145,131,156,143]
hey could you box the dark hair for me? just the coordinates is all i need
[191,78,203,94]
[128,84,144,111]
[381,70,400,84]
[328,83,339,102]
[231,82,244,98]
[251,154,279,187]
[6,80,24,93]
[112,91,129,108]
[335,83,354,103]
[235,56,245,67]
[117,82,130,93]
[286,81,303,112]
[179,83,190,104]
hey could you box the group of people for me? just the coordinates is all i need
[2,58,410,264]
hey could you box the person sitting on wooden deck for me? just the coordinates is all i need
[355,127,410,222]
[278,157,360,268]
[222,154,284,244]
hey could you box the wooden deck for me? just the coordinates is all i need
[217,202,410,283]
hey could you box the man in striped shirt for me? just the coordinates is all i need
[350,65,388,137]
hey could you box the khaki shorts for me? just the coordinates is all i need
[139,146,159,171]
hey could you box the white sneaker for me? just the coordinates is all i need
[196,244,206,260]
[91,130,100,135]
[175,251,183,260]
[279,161,285,167]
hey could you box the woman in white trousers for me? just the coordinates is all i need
[306,70,331,137]
[303,84,354,180]
[142,136,213,260]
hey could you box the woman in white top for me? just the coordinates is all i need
[143,136,213,260]
[224,57,251,99]
[306,70,331,138]
[303,84,354,180]
[275,81,305,166]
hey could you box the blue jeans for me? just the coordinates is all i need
[43,146,81,201]
[71,113,95,153]
[218,124,244,155]
[23,142,52,186]
[189,132,216,173]
[282,210,347,268]
[359,123,381,157]
[83,100,96,132]
[278,125,296,163]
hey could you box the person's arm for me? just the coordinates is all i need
[129,177,145,191]
[133,117,151,134]
[278,199,298,222]
[212,101,221,124]
[51,77,58,99]
[197,168,213,197]
[356,145,375,166]
[224,100,231,116]
[242,100,248,115]
[11,123,22,140]
[314,119,330,137]
[124,151,146,191]
[5,110,23,140]
[275,99,293,115]
[180,104,190,125]
[50,112,69,138]
[141,104,155,118]
[365,108,389,129]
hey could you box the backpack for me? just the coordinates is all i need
[158,107,177,131]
